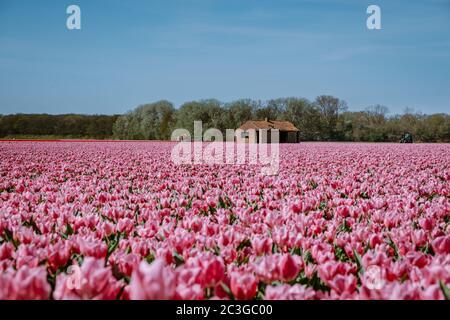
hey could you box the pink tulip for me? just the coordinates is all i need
[54,257,121,300]
[431,235,450,254]
[251,236,272,256]
[328,274,357,295]
[0,243,14,260]
[203,258,225,287]
[278,254,301,282]
[175,284,204,300]
[265,284,315,300]
[0,267,51,300]
[230,272,257,300]
[129,259,176,300]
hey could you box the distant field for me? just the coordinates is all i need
[0,135,115,141]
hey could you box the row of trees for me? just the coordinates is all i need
[1,96,449,142]
[113,96,450,142]
[112,97,348,141]
[0,114,119,139]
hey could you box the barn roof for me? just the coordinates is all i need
[238,120,300,132]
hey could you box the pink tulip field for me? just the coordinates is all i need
[0,141,449,300]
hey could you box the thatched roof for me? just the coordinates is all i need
[238,120,299,132]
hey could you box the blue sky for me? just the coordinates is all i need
[0,0,449,115]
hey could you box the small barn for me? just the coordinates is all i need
[237,119,300,143]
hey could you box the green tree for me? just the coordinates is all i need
[173,99,227,137]
[113,101,175,140]
[314,95,348,140]
[222,99,257,129]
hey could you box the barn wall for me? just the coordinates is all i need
[287,132,298,143]
[238,129,300,143]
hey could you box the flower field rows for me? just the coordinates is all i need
[0,142,449,300]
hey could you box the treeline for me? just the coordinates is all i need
[1,96,449,142]
[113,97,450,142]
[0,114,119,139]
